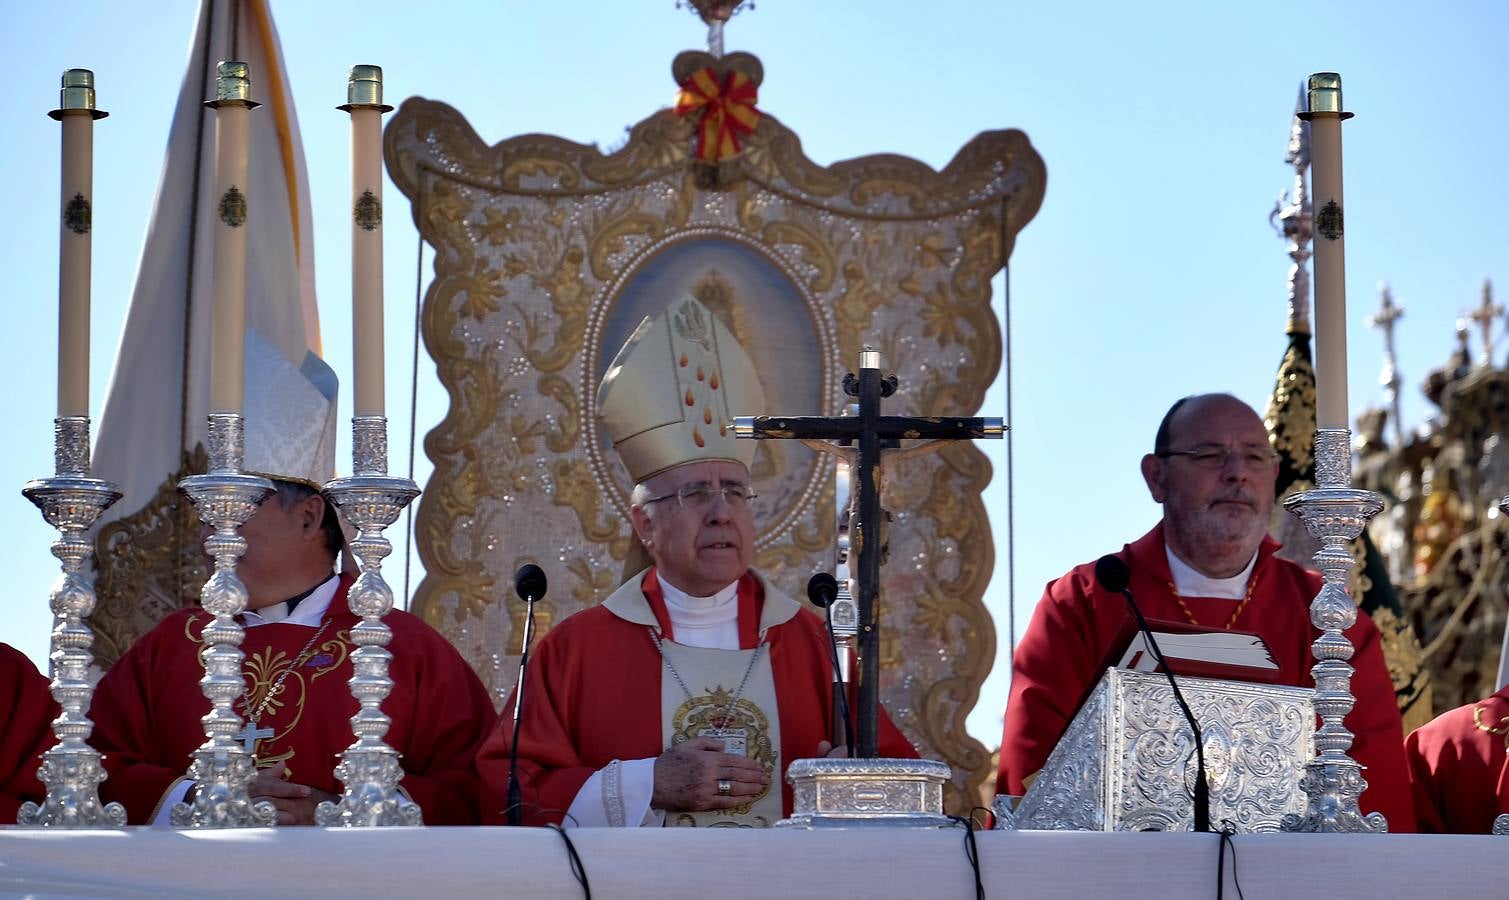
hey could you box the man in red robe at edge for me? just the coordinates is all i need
[997,393,1414,828]
[0,644,57,822]
[88,345,496,825]
[1405,686,1509,832]
[478,295,915,827]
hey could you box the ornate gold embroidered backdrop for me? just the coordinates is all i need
[384,52,1045,810]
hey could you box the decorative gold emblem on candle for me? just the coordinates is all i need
[1316,199,1343,241]
[354,189,382,231]
[64,192,91,235]
[219,185,248,228]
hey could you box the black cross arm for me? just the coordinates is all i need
[733,415,1004,442]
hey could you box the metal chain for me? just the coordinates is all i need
[648,628,764,740]
[242,618,333,728]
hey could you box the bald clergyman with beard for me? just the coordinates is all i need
[996,393,1414,827]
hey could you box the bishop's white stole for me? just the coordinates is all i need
[658,640,783,827]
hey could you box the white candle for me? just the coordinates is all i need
[207,62,256,415]
[1307,73,1350,431]
[53,69,104,418]
[345,65,391,418]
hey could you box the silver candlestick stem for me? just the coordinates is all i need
[17,416,126,827]
[316,415,421,826]
[1281,427,1387,833]
[1494,497,1509,836]
[171,413,276,828]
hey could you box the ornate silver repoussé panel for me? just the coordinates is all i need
[1014,668,1315,832]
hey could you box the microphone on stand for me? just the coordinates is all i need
[1094,554,1211,833]
[507,563,548,827]
[807,572,854,757]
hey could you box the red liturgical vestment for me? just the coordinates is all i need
[0,643,56,822]
[477,568,916,826]
[90,574,496,824]
[998,523,1414,829]
[1405,688,1509,833]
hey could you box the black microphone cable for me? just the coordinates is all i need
[947,814,986,900]
[1094,554,1212,834]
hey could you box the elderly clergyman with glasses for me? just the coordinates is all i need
[477,296,915,828]
[995,392,1414,826]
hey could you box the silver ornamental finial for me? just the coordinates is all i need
[679,0,753,58]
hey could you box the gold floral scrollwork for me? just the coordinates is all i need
[385,61,1045,810]
[552,458,633,559]
[90,445,211,667]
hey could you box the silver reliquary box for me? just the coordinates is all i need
[1013,668,1315,832]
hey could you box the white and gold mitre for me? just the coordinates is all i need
[243,327,339,489]
[597,295,765,484]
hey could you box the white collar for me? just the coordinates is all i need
[242,575,340,628]
[657,577,740,628]
[1165,545,1256,601]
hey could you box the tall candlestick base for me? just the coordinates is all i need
[1281,428,1387,834]
[17,416,126,828]
[316,416,422,826]
[171,413,276,828]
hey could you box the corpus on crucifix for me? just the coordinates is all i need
[735,348,1002,756]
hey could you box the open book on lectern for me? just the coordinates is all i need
[1101,616,1283,685]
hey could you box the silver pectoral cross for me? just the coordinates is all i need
[235,722,274,754]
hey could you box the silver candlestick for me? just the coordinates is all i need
[1281,427,1387,833]
[17,416,126,827]
[316,416,422,826]
[1494,497,1509,836]
[171,413,276,828]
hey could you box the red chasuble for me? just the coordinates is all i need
[476,568,917,826]
[0,643,57,822]
[998,522,1414,830]
[89,574,497,824]
[1405,688,1509,833]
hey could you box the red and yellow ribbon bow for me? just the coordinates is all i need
[674,67,761,163]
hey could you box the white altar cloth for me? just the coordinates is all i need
[0,827,1502,898]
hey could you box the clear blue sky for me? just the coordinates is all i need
[2,1,1506,748]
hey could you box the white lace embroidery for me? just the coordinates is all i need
[604,758,626,828]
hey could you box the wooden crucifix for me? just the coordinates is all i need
[735,348,1003,756]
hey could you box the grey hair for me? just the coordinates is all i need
[629,481,655,511]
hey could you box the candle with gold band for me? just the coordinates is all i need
[1301,72,1353,430]
[205,62,259,415]
[51,69,107,417]
[340,65,393,418]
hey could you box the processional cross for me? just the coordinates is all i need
[1366,284,1405,448]
[736,348,1003,756]
[1469,279,1501,366]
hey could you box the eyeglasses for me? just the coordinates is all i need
[642,482,757,510]
[1156,445,1280,471]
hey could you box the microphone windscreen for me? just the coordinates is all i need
[514,563,548,601]
[806,572,839,609]
[1094,554,1131,594]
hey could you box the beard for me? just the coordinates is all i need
[1165,492,1273,573]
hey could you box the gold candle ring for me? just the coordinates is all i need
[204,60,261,110]
[337,64,394,113]
[50,68,108,121]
